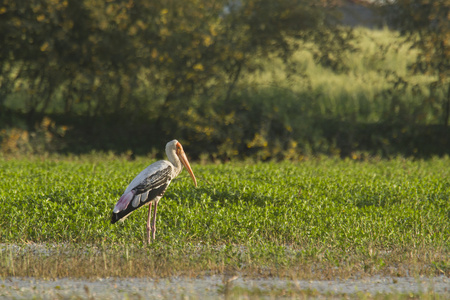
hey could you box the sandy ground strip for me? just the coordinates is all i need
[0,275,449,299]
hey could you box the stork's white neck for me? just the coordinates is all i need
[166,145,183,176]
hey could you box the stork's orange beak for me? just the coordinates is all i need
[177,146,197,187]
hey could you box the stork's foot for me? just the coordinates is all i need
[152,225,156,241]
[146,225,157,244]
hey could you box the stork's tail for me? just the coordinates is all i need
[111,190,135,224]
[111,212,120,224]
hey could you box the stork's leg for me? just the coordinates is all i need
[146,202,153,244]
[151,200,159,241]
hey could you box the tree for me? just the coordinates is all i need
[380,0,450,126]
[0,0,353,155]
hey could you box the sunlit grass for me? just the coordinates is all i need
[0,155,448,278]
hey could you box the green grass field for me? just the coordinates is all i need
[1,155,449,279]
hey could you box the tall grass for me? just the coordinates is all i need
[241,27,435,124]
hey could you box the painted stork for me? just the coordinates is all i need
[111,140,197,243]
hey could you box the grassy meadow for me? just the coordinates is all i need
[1,155,449,279]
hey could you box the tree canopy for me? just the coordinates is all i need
[381,0,450,125]
[0,0,448,158]
[0,0,344,116]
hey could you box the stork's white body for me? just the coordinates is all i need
[122,161,174,196]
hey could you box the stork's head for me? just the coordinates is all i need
[167,140,197,187]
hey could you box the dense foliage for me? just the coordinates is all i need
[0,1,344,127]
[0,1,449,159]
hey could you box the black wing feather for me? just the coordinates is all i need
[111,183,168,224]
[133,167,172,194]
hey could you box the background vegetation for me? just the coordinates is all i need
[1,1,448,289]
[0,0,449,159]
